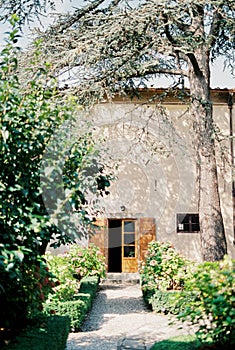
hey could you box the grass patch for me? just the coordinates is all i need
[150,335,200,350]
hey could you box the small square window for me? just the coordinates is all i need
[177,213,200,233]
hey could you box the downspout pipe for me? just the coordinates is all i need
[228,92,235,245]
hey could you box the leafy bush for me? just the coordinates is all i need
[2,315,70,350]
[45,253,79,302]
[79,275,99,298]
[140,241,235,348]
[142,289,155,308]
[69,244,106,280]
[0,19,110,332]
[44,299,87,332]
[177,255,235,348]
[149,335,199,350]
[20,257,57,317]
[139,241,192,293]
[0,251,56,329]
[73,293,92,310]
[44,276,99,331]
[45,244,106,302]
[150,290,197,315]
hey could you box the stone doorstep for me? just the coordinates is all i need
[102,273,140,284]
[117,337,146,350]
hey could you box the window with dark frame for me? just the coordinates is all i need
[177,213,200,233]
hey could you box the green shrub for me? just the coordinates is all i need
[69,244,106,280]
[0,251,56,329]
[139,241,192,293]
[150,290,197,315]
[142,289,155,308]
[0,20,110,333]
[44,275,99,331]
[73,293,92,310]
[43,299,88,331]
[45,253,80,302]
[150,335,199,350]
[2,315,70,350]
[79,275,99,299]
[177,255,235,348]
[45,245,105,302]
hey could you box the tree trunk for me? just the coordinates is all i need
[188,50,227,261]
[38,239,48,255]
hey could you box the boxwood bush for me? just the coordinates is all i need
[79,275,99,298]
[45,245,106,303]
[43,299,88,332]
[2,315,70,350]
[44,275,99,332]
[177,255,235,348]
[150,290,197,315]
[139,241,192,294]
[140,241,235,349]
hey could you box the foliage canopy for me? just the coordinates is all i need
[0,18,111,329]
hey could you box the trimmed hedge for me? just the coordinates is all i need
[142,287,197,315]
[73,292,92,310]
[79,276,99,298]
[43,275,99,331]
[2,315,70,350]
[150,335,200,350]
[149,290,197,315]
[43,299,88,331]
[142,289,155,308]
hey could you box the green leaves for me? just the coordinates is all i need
[26,0,234,103]
[45,244,106,302]
[178,255,235,347]
[0,22,111,328]
[139,241,192,292]
[140,243,235,347]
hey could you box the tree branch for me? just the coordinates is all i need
[49,0,121,34]
[46,0,108,35]
[208,8,223,48]
[187,52,203,77]
[162,13,177,45]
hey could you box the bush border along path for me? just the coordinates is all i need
[44,275,100,332]
[2,315,70,350]
[3,276,100,349]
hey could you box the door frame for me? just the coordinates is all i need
[108,218,138,273]
[90,217,156,273]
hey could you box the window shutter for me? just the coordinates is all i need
[139,218,156,261]
[89,218,107,258]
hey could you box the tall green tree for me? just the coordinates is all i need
[32,0,234,262]
[34,0,235,261]
[0,18,111,329]
[0,18,110,256]
[2,1,233,261]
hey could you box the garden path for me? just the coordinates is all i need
[66,282,194,350]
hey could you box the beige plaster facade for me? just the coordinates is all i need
[90,89,235,264]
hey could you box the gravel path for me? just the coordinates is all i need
[66,283,194,350]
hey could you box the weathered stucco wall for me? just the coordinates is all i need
[90,93,234,261]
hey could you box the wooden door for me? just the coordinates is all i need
[139,218,156,262]
[122,219,138,273]
[90,217,155,273]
